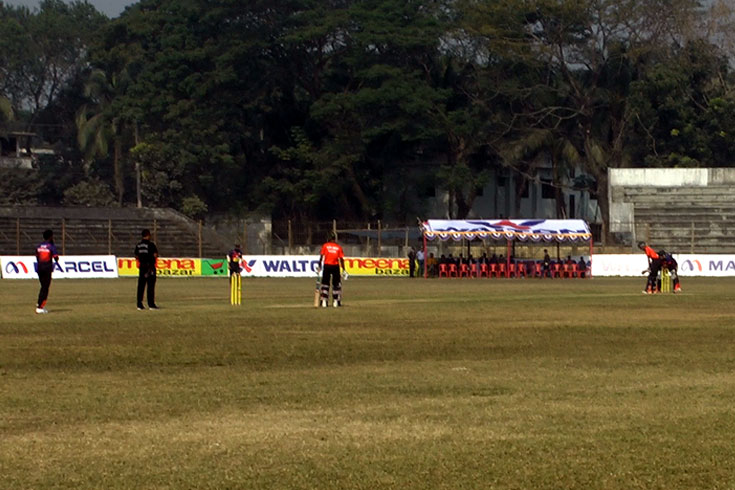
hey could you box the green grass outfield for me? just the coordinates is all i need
[1,276,734,489]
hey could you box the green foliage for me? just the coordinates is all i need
[180,195,208,220]
[0,168,40,205]
[62,179,116,206]
[2,0,735,225]
[130,141,183,208]
[0,0,107,117]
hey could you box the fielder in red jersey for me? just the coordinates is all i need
[35,229,60,314]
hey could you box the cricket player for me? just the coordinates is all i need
[227,243,244,302]
[638,241,663,294]
[319,233,345,307]
[227,243,244,276]
[35,229,60,314]
[661,251,682,293]
[134,229,159,310]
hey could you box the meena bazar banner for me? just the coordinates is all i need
[117,258,228,277]
[0,255,118,279]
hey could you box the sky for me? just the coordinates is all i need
[3,0,138,18]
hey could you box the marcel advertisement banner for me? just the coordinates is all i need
[1,255,118,279]
[234,256,409,277]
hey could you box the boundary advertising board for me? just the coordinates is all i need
[117,258,228,277]
[0,255,118,279]
[236,256,410,277]
[591,254,735,277]
[118,257,201,277]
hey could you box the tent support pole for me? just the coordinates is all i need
[589,238,593,278]
[423,232,428,278]
[506,239,511,278]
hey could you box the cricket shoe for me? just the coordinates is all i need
[35,307,48,314]
[137,304,145,310]
[149,305,160,310]
[321,299,327,308]
[333,299,341,308]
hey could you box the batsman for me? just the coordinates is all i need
[319,233,346,307]
[638,240,663,294]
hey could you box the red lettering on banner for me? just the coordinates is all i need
[155,258,195,270]
[343,257,411,271]
[119,258,136,269]
[178,259,195,269]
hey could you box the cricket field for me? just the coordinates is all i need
[1,276,734,489]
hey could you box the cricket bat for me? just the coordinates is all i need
[314,277,321,308]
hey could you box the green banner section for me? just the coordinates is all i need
[202,258,228,276]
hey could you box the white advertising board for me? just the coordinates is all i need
[0,255,118,279]
[237,255,320,277]
[235,255,412,277]
[591,254,735,277]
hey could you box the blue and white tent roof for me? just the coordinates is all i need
[422,219,592,242]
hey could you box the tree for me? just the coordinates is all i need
[76,68,134,205]
[268,0,454,220]
[628,40,735,168]
[0,1,106,127]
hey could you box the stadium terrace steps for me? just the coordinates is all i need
[612,183,735,253]
[608,169,735,253]
[0,207,230,257]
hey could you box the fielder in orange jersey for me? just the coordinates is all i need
[319,233,346,307]
[638,240,663,294]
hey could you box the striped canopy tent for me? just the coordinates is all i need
[420,219,593,277]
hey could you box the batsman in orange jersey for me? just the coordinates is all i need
[319,233,346,307]
[638,241,663,294]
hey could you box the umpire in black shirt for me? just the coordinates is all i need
[134,229,159,310]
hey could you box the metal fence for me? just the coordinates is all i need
[2,215,607,259]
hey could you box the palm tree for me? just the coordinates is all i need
[76,69,132,206]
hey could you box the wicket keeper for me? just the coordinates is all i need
[661,251,682,293]
[35,229,59,314]
[319,233,345,307]
[228,243,243,305]
[228,243,243,275]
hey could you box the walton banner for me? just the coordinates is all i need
[234,256,410,277]
[0,255,118,279]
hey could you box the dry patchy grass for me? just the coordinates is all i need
[1,276,734,489]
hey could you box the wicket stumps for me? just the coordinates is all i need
[660,268,672,293]
[230,273,242,305]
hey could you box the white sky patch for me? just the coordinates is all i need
[3,0,137,18]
